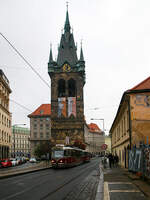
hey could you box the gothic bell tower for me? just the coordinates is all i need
[48,8,86,145]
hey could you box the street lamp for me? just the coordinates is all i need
[13,124,26,158]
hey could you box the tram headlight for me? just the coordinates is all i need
[51,159,56,163]
[58,159,64,163]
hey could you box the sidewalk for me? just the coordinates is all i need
[0,161,51,179]
[102,164,150,200]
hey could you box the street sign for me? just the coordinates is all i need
[101,144,107,150]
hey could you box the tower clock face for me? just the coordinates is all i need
[62,64,71,72]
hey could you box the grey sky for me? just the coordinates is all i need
[0,0,150,133]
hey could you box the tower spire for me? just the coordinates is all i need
[57,4,78,67]
[64,2,71,33]
[49,44,53,64]
[79,40,84,62]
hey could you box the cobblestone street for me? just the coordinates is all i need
[64,168,100,200]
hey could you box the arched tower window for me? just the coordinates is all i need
[58,79,66,97]
[68,79,76,97]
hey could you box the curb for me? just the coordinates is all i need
[0,165,51,179]
[95,164,104,200]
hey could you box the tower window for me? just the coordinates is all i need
[58,79,66,97]
[68,79,76,97]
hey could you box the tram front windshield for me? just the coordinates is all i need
[52,150,64,158]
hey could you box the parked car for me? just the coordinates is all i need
[0,160,3,168]
[25,157,29,161]
[15,157,22,165]
[10,158,18,166]
[29,158,37,163]
[1,159,12,168]
[21,157,27,163]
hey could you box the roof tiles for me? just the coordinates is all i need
[28,104,51,117]
[129,76,150,91]
[88,123,102,133]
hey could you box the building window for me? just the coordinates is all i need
[40,133,43,138]
[9,120,11,128]
[68,79,76,97]
[46,124,50,129]
[34,132,37,138]
[46,132,49,138]
[40,124,43,129]
[34,124,37,129]
[122,120,123,137]
[58,79,65,97]
[124,116,126,135]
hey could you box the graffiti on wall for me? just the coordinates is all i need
[144,148,150,178]
[128,149,142,172]
[135,94,150,107]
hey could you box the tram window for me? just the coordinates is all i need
[71,150,75,156]
[76,150,80,157]
[67,150,70,156]
[64,150,68,156]
[53,150,64,158]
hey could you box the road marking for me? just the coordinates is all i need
[108,182,132,184]
[110,190,140,193]
[104,181,142,200]
[104,182,110,200]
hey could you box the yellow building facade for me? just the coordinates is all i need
[105,136,111,154]
[110,77,150,168]
[0,70,12,159]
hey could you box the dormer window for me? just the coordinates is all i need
[40,110,44,114]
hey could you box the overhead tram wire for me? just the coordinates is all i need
[0,32,50,89]
[10,99,32,112]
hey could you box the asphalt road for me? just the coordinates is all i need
[0,162,39,172]
[0,158,101,200]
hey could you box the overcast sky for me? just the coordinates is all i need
[1,0,150,133]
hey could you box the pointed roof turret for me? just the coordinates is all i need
[49,44,53,64]
[79,43,84,62]
[57,7,78,67]
[64,7,71,33]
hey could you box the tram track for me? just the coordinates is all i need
[0,159,100,200]
[41,162,99,200]
[63,165,100,200]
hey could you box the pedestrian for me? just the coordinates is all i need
[102,155,107,168]
[114,154,119,167]
[108,153,113,168]
[112,154,115,167]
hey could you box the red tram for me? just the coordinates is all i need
[51,145,91,168]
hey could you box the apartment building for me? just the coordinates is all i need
[110,76,150,168]
[11,126,30,157]
[84,123,105,155]
[0,69,12,159]
[28,104,51,157]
